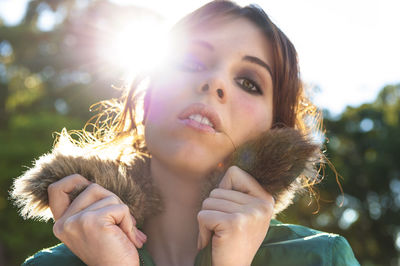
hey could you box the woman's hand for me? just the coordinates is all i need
[197,166,275,266]
[48,174,147,266]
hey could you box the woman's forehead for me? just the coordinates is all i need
[178,17,273,67]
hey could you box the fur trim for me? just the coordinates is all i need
[230,128,321,214]
[10,130,162,226]
[10,128,320,225]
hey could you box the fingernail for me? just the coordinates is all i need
[138,230,147,241]
[132,227,142,244]
[136,232,144,245]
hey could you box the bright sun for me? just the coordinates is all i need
[97,18,172,78]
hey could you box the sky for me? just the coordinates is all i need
[0,0,399,116]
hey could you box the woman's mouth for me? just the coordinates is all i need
[188,114,214,128]
[180,114,216,133]
[178,103,222,134]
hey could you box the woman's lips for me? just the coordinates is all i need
[179,118,216,133]
[178,103,222,133]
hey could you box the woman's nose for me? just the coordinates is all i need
[198,77,227,103]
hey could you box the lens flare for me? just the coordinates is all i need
[97,18,171,77]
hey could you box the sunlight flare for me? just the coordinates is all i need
[97,18,172,76]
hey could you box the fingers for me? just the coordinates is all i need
[209,188,254,205]
[218,166,273,201]
[202,197,242,213]
[78,197,145,247]
[81,195,136,226]
[198,191,271,250]
[94,204,146,248]
[82,195,123,213]
[197,210,231,250]
[48,174,91,220]
[197,166,276,251]
[55,202,146,249]
[62,183,117,219]
[50,177,147,249]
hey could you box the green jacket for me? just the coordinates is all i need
[23,219,359,266]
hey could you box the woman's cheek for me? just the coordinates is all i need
[230,94,272,143]
[146,81,182,120]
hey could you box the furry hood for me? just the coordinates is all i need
[10,128,320,227]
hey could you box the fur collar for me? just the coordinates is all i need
[10,128,320,226]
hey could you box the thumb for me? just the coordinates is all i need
[197,210,221,250]
[197,224,213,250]
[98,204,144,248]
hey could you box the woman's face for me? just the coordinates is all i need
[144,17,274,176]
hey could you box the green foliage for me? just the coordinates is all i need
[278,84,400,266]
[0,112,84,265]
[0,2,137,264]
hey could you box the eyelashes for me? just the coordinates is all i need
[176,55,206,72]
[235,77,263,95]
[176,55,264,95]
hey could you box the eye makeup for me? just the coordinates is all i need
[236,68,268,95]
[177,53,206,72]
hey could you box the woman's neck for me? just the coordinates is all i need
[142,158,208,266]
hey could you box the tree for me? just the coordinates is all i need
[279,84,400,265]
[0,1,160,264]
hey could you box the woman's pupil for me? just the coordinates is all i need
[244,79,252,89]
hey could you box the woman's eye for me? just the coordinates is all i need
[177,57,206,72]
[235,78,262,95]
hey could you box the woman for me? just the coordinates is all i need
[12,1,359,265]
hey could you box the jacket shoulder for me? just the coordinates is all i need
[23,243,85,266]
[251,219,360,266]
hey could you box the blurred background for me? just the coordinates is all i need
[0,0,399,265]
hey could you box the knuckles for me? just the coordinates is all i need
[197,209,209,224]
[247,199,274,220]
[197,210,205,220]
[102,195,118,206]
[52,220,63,239]
[78,211,98,229]
[47,174,88,196]
[255,198,274,213]
[225,165,240,175]
[248,206,267,221]
[120,203,130,214]
[53,211,99,240]
[108,195,121,205]
[47,182,57,194]
[228,212,247,229]
[209,188,223,198]
[86,183,101,193]
[201,197,212,209]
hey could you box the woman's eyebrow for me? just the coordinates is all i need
[190,39,214,51]
[188,40,272,76]
[242,55,272,77]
